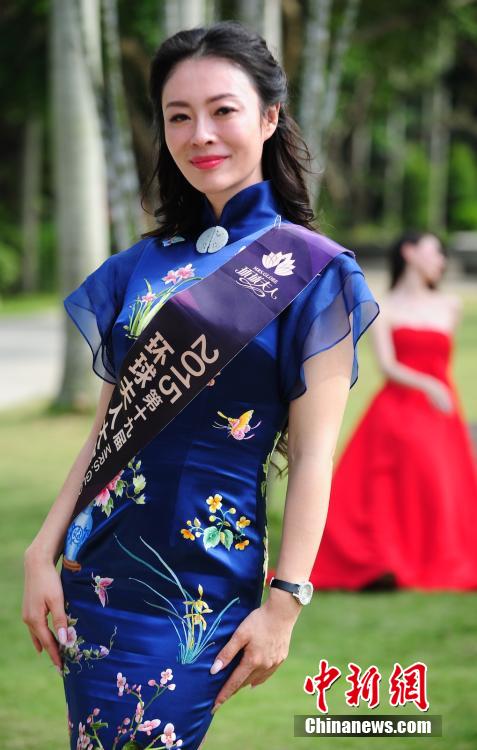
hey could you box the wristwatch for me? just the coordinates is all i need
[269,576,314,605]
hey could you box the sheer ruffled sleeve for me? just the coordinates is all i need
[63,239,150,383]
[278,252,380,402]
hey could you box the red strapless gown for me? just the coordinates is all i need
[270,327,477,590]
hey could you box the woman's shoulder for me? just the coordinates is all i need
[94,236,160,286]
[109,236,157,267]
[381,288,462,328]
[279,222,362,272]
[439,291,463,326]
[440,290,462,311]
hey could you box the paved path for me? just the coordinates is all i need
[0,310,63,409]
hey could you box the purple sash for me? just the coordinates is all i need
[67,223,353,525]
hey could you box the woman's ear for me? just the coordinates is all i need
[263,102,280,142]
[400,241,415,265]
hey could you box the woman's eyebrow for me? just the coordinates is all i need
[165,93,240,109]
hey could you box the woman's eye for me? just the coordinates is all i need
[169,107,235,123]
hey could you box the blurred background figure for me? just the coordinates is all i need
[308,231,477,591]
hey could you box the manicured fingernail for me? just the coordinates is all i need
[210,658,223,675]
[57,627,67,645]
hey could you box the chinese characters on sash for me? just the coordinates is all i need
[84,328,219,491]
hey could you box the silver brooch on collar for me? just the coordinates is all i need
[196,225,229,254]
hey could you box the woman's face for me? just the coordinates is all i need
[404,234,447,285]
[161,55,279,217]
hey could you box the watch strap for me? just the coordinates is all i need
[269,577,300,594]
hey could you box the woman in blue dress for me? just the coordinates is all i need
[23,21,380,750]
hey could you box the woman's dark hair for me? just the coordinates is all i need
[140,20,318,477]
[141,20,316,241]
[389,230,447,291]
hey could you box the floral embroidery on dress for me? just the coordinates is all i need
[212,409,262,439]
[94,460,147,518]
[180,493,251,551]
[124,265,202,340]
[91,574,114,606]
[63,456,147,572]
[59,604,116,676]
[73,669,183,749]
[114,534,239,664]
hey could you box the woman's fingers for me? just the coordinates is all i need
[22,555,68,673]
[212,658,254,711]
[48,592,69,645]
[213,651,281,709]
[239,660,279,691]
[46,593,69,670]
[38,623,63,671]
[248,665,278,688]
[28,628,43,653]
[28,609,64,670]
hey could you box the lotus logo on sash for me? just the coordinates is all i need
[261,251,295,276]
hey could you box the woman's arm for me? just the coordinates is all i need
[267,327,355,616]
[369,310,453,412]
[209,329,355,711]
[22,380,115,669]
[25,380,116,564]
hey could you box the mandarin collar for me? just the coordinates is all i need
[197,179,282,244]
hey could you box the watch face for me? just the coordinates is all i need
[298,582,313,605]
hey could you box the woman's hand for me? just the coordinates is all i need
[423,378,454,413]
[209,590,301,713]
[22,546,68,672]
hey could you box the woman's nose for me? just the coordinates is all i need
[190,116,215,145]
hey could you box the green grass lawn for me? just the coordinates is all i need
[0,291,60,316]
[1,297,476,749]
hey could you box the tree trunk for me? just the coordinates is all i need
[264,0,282,64]
[164,0,206,36]
[383,104,407,228]
[428,80,450,231]
[282,0,303,81]
[20,115,43,293]
[237,0,282,63]
[298,0,360,209]
[51,0,109,409]
[101,0,144,250]
[349,77,374,223]
[321,0,359,138]
[237,0,263,32]
[298,0,332,191]
[426,20,454,231]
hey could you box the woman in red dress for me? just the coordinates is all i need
[288,231,477,590]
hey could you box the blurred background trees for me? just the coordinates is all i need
[2,0,476,297]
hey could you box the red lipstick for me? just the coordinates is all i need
[190,155,229,170]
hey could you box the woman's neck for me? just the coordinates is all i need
[204,170,265,222]
[393,266,432,297]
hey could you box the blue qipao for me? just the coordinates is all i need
[60,179,379,749]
